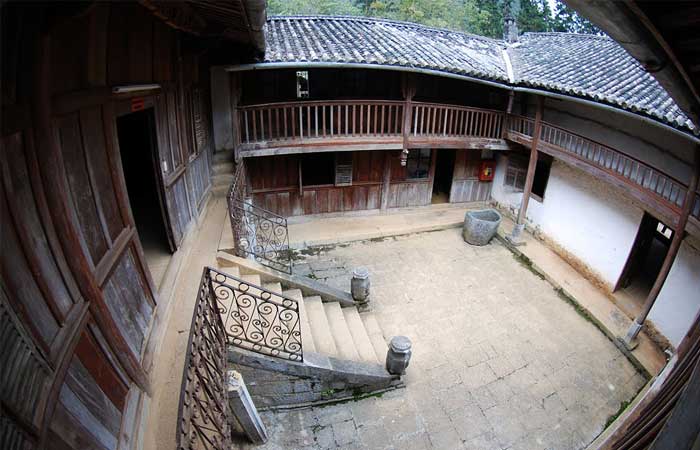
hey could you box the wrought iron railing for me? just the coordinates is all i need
[227,162,292,274]
[176,268,232,450]
[209,267,303,361]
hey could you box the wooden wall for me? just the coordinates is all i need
[246,150,437,215]
[1,3,213,449]
[450,150,493,203]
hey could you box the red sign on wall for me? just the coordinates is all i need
[131,97,145,112]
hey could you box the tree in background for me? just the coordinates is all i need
[267,0,601,38]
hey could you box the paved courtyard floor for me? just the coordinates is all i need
[242,228,646,450]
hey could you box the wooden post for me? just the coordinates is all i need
[380,151,392,211]
[623,152,700,347]
[401,73,416,154]
[508,96,544,244]
[230,72,242,162]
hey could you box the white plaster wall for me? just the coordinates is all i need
[492,155,644,288]
[648,238,700,346]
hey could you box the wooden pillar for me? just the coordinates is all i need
[516,96,544,226]
[401,73,416,152]
[230,72,242,162]
[624,152,700,346]
[380,151,392,211]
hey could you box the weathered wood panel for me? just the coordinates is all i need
[48,326,129,450]
[449,149,492,203]
[101,246,154,357]
[387,181,432,208]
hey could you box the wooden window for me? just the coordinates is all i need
[335,153,353,186]
[504,154,527,191]
[406,149,431,180]
[301,153,334,186]
[296,71,309,99]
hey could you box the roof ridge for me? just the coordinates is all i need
[521,31,611,40]
[267,15,505,45]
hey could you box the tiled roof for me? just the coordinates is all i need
[510,33,694,132]
[259,16,696,133]
[264,16,509,83]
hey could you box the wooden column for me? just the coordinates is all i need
[380,151,392,211]
[230,72,242,162]
[516,96,544,226]
[401,74,416,152]
[624,151,700,345]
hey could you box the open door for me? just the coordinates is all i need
[117,108,176,281]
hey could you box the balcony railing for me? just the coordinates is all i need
[507,115,691,216]
[411,103,505,139]
[237,100,507,148]
[238,100,404,144]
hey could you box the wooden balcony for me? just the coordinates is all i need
[236,100,509,156]
[506,115,700,233]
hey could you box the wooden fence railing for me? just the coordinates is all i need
[238,100,404,144]
[411,103,505,139]
[507,115,691,214]
[237,101,507,146]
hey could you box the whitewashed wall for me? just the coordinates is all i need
[649,238,700,346]
[492,157,643,288]
[492,154,700,346]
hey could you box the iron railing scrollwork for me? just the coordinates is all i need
[176,268,232,450]
[227,162,293,274]
[209,267,303,362]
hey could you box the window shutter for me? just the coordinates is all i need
[335,153,353,186]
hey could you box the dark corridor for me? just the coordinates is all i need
[433,149,455,203]
[117,109,174,259]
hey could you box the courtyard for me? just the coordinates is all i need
[240,228,647,450]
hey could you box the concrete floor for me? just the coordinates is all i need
[143,200,662,450]
[243,228,647,450]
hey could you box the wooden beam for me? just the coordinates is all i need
[516,97,544,225]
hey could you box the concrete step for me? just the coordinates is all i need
[342,307,380,364]
[361,312,388,364]
[324,302,361,361]
[213,161,234,175]
[213,150,234,164]
[284,289,316,354]
[305,296,338,356]
[263,282,283,294]
[241,273,261,288]
[213,173,234,187]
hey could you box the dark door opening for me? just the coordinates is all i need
[432,149,455,204]
[615,213,673,311]
[117,109,174,280]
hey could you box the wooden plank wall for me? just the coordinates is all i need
[450,149,493,203]
[0,3,214,449]
[247,151,434,215]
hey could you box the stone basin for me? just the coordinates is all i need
[462,209,502,246]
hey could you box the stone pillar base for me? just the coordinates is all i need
[620,321,643,351]
[505,223,527,247]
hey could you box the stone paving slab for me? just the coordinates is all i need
[241,229,646,450]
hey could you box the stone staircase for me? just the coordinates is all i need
[212,150,234,197]
[221,263,389,366]
[216,256,400,409]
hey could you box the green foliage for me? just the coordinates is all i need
[267,0,601,38]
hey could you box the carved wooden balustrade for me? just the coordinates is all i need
[506,115,698,227]
[238,100,404,147]
[236,100,507,152]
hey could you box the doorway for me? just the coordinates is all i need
[615,212,673,316]
[432,149,455,204]
[117,108,174,287]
